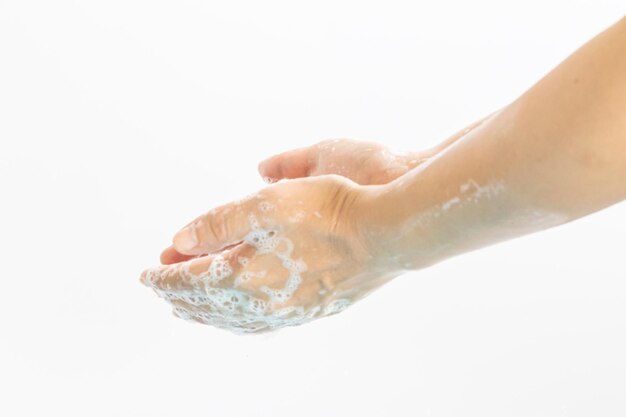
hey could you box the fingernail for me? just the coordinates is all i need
[174,222,199,252]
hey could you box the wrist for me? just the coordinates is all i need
[354,178,445,273]
[396,150,430,172]
[354,158,515,273]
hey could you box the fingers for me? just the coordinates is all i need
[161,239,250,265]
[172,199,257,255]
[257,145,315,183]
[141,252,238,292]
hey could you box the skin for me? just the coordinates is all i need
[141,16,626,334]
[142,175,399,332]
[159,120,490,265]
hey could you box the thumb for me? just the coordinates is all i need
[172,199,255,255]
[258,145,315,183]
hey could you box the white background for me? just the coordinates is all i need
[1,1,625,416]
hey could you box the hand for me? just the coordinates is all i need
[140,175,398,334]
[258,138,425,185]
[160,139,424,265]
[257,118,498,186]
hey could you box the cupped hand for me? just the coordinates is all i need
[254,115,494,187]
[160,139,423,265]
[140,175,397,334]
[258,138,425,186]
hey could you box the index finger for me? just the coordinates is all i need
[172,194,263,256]
[141,251,237,294]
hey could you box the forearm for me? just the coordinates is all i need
[362,16,626,271]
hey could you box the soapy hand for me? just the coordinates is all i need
[257,138,424,185]
[254,117,493,187]
[140,175,396,334]
[160,138,423,265]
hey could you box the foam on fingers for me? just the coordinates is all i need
[142,190,361,334]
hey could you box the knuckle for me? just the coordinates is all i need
[323,178,358,233]
[206,212,230,246]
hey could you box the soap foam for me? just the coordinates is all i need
[143,210,350,334]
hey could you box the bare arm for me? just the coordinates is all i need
[361,16,626,270]
[142,16,626,334]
